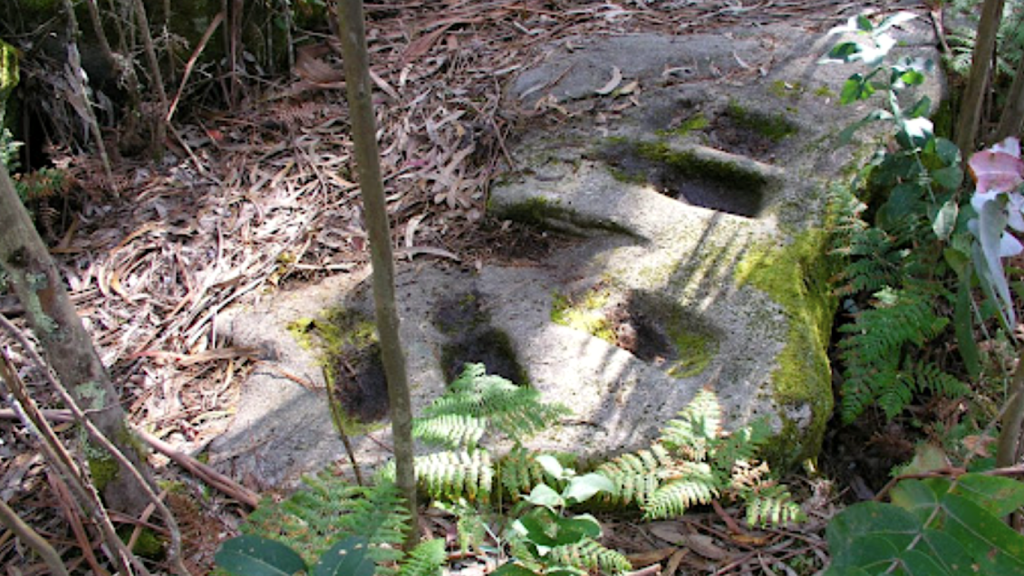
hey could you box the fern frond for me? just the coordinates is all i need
[711,419,772,478]
[659,389,721,460]
[547,538,632,574]
[743,485,805,528]
[397,538,446,576]
[596,443,674,507]
[642,466,718,520]
[416,449,494,503]
[499,446,546,498]
[243,475,408,566]
[839,287,952,423]
[413,413,487,449]
[421,363,570,443]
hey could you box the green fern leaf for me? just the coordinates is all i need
[547,538,632,574]
[419,363,570,445]
[596,444,672,507]
[413,414,487,449]
[416,449,494,503]
[499,446,546,498]
[397,538,446,576]
[659,389,721,460]
[744,486,805,528]
[643,467,718,520]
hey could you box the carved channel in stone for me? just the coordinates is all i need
[597,138,774,218]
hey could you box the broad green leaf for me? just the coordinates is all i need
[525,484,564,509]
[516,511,560,548]
[899,548,955,575]
[856,13,873,32]
[215,535,307,576]
[897,117,934,149]
[492,563,541,576]
[828,42,863,62]
[840,75,874,105]
[908,96,932,118]
[954,281,982,378]
[892,479,941,524]
[912,528,977,575]
[877,182,925,229]
[897,69,926,89]
[952,473,1024,517]
[941,493,1024,575]
[932,199,958,239]
[935,138,961,166]
[536,455,565,480]
[931,166,964,192]
[827,502,920,568]
[554,513,602,544]
[840,533,904,572]
[820,568,873,576]
[312,536,375,576]
[564,473,615,504]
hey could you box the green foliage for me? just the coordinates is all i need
[416,363,571,448]
[503,456,630,576]
[241,475,409,567]
[823,11,973,424]
[396,538,445,576]
[824,473,1024,575]
[383,363,570,504]
[597,390,803,527]
[216,534,376,576]
[838,285,968,422]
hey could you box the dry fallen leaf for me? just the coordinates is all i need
[595,65,623,95]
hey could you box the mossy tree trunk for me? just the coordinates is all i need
[336,0,419,548]
[0,163,153,516]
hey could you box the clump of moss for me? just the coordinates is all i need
[656,112,710,138]
[495,197,635,237]
[725,101,798,142]
[734,230,837,464]
[551,289,616,343]
[665,330,717,378]
[633,141,769,190]
[769,80,805,100]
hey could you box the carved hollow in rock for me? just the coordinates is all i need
[434,290,528,386]
[552,285,720,379]
[598,139,768,218]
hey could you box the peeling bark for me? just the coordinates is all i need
[0,163,153,515]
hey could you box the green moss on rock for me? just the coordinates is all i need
[725,101,798,142]
[734,229,836,465]
[551,289,615,343]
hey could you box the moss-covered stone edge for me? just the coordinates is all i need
[734,227,838,466]
[490,196,637,238]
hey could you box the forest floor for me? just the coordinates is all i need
[1,0,934,573]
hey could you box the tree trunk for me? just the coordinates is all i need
[955,0,1004,154]
[336,0,419,548]
[993,54,1024,143]
[0,163,153,515]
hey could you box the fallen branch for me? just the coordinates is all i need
[0,407,260,508]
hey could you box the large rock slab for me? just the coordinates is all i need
[209,19,943,487]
